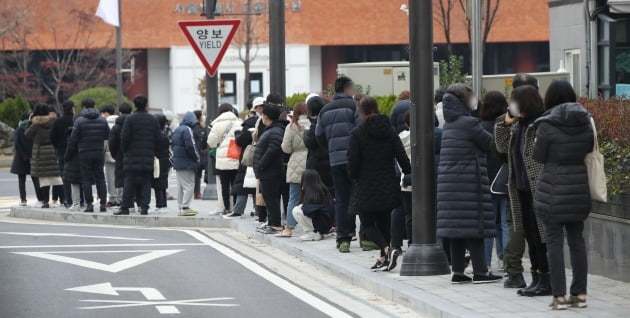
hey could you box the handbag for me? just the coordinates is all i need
[226,139,242,160]
[153,157,160,179]
[241,144,255,167]
[584,117,607,202]
[491,163,508,195]
[243,167,256,188]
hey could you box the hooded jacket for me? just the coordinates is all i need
[68,108,110,156]
[207,111,242,170]
[390,99,411,134]
[121,109,160,172]
[436,93,495,239]
[11,120,33,176]
[25,115,60,178]
[50,112,74,151]
[108,114,128,187]
[347,114,411,214]
[171,112,200,171]
[253,120,287,180]
[533,103,594,223]
[282,115,311,183]
[315,93,359,167]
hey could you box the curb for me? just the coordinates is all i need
[229,220,483,318]
[9,207,231,228]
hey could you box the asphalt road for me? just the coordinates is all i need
[0,221,352,318]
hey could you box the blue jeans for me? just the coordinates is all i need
[285,183,301,228]
[331,164,355,242]
[234,195,248,216]
[485,195,508,265]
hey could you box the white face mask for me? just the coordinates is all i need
[508,102,521,118]
[469,96,478,111]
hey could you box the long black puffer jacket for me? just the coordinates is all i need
[304,117,333,189]
[436,93,495,239]
[253,121,287,181]
[347,114,411,214]
[68,108,110,156]
[11,120,32,176]
[63,127,82,185]
[121,110,160,172]
[533,103,594,224]
[152,114,172,190]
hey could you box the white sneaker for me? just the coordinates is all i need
[208,210,223,216]
[152,208,163,214]
[71,205,81,212]
[19,201,27,207]
[496,259,504,272]
[256,222,267,229]
[300,232,323,241]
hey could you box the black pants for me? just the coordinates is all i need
[39,185,50,203]
[18,174,42,202]
[79,154,107,206]
[546,221,587,297]
[451,238,487,274]
[154,188,167,208]
[260,178,282,227]
[518,190,548,273]
[121,171,152,212]
[331,165,355,243]
[391,192,412,249]
[217,169,237,211]
[504,199,525,276]
[359,211,391,256]
[256,205,267,223]
[56,151,71,204]
[52,185,64,202]
[194,168,202,197]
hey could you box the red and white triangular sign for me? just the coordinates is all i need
[178,20,241,76]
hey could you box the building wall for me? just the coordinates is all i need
[549,2,589,95]
[147,49,172,111]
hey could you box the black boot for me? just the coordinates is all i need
[522,272,552,297]
[517,271,539,296]
[504,273,527,288]
[84,204,94,213]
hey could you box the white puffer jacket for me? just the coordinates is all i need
[281,115,310,183]
[207,111,242,170]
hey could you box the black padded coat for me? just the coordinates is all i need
[436,93,495,239]
[253,121,287,181]
[533,103,594,224]
[121,110,160,172]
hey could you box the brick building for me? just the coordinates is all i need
[1,0,550,113]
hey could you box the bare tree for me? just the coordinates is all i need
[233,0,264,103]
[434,0,456,57]
[457,0,501,52]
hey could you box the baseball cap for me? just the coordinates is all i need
[252,97,265,108]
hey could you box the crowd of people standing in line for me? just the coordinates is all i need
[11,73,595,310]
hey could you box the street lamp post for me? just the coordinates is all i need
[471,0,483,98]
[269,0,286,98]
[399,0,451,276]
[202,0,219,200]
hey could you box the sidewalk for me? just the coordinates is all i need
[5,199,629,318]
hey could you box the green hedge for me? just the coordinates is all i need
[0,95,31,128]
[285,93,309,108]
[285,92,398,116]
[69,87,131,113]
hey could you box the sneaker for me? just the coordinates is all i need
[496,259,504,272]
[385,248,403,272]
[256,222,267,229]
[71,205,81,212]
[504,273,527,288]
[113,209,129,215]
[222,212,242,219]
[100,204,107,213]
[300,232,323,241]
[19,201,27,207]
[222,210,231,215]
[153,208,163,214]
[361,240,379,251]
[338,241,350,253]
[178,208,198,216]
[41,202,50,209]
[258,226,282,235]
[371,259,389,271]
[84,204,94,213]
[568,296,587,308]
[473,273,502,284]
[549,297,569,310]
[208,210,223,216]
[451,274,473,284]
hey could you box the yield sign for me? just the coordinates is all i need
[178,20,241,76]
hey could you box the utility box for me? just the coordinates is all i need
[337,61,440,96]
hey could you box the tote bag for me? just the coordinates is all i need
[585,117,607,202]
[243,167,257,188]
[226,139,242,160]
[241,144,255,167]
[491,163,508,195]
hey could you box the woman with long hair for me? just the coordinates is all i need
[347,96,411,270]
[534,80,593,309]
[495,85,550,296]
[292,169,334,241]
[278,102,311,237]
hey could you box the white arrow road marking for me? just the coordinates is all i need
[67,282,238,314]
[12,249,182,273]
[0,232,152,241]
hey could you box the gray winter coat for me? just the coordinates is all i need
[436,93,495,239]
[533,103,594,224]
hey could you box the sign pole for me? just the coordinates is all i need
[203,7,219,201]
[269,0,286,98]
[399,0,451,276]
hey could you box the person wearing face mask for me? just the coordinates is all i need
[436,83,501,284]
[495,85,550,297]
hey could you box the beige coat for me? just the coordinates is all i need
[207,111,242,170]
[282,115,310,183]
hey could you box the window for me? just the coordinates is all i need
[597,13,630,97]
[564,49,581,91]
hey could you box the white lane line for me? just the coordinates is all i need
[0,243,204,249]
[0,232,153,241]
[12,249,183,273]
[182,230,353,318]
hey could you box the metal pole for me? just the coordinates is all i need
[115,0,123,107]
[269,0,286,98]
[400,0,451,276]
[471,0,483,98]
[202,2,218,200]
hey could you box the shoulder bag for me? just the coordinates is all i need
[585,117,607,202]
